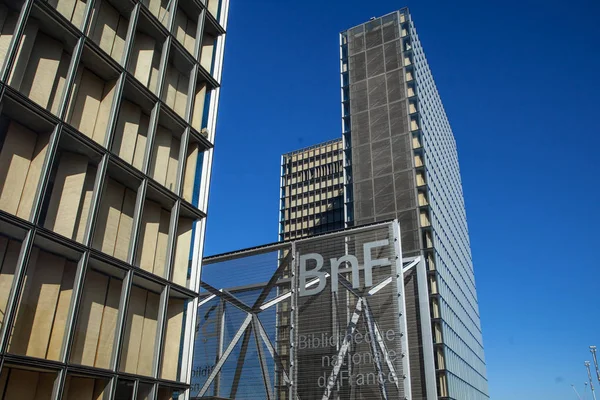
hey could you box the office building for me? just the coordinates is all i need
[0,0,228,398]
[279,139,344,241]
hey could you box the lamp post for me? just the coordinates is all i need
[585,361,597,400]
[591,346,600,383]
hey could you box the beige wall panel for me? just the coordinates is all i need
[160,299,184,380]
[92,178,125,255]
[113,188,136,261]
[4,369,40,400]
[174,73,189,117]
[111,16,128,62]
[46,261,77,360]
[182,143,198,201]
[0,121,37,215]
[146,0,169,25]
[33,372,55,400]
[92,79,117,145]
[90,1,119,54]
[191,83,206,129]
[0,239,18,327]
[164,66,179,110]
[17,131,51,220]
[92,379,108,400]
[120,285,147,373]
[207,0,219,19]
[151,126,172,185]
[0,10,18,66]
[71,0,87,28]
[184,18,197,55]
[51,0,76,21]
[71,269,109,366]
[138,290,159,376]
[44,152,89,238]
[132,113,150,171]
[131,32,156,86]
[172,218,192,286]
[48,51,70,115]
[70,69,104,138]
[153,209,170,277]
[137,199,161,273]
[165,136,180,192]
[95,277,122,368]
[8,19,38,90]
[21,32,63,109]
[114,100,142,163]
[200,35,214,72]
[174,11,188,48]
[148,47,162,94]
[74,166,97,243]
[64,376,94,400]
[10,251,65,358]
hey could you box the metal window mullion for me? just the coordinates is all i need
[289,241,296,399]
[0,0,34,83]
[167,0,180,35]
[112,268,134,372]
[60,251,91,363]
[152,285,170,379]
[56,36,86,121]
[51,367,68,400]
[79,0,97,35]
[128,178,148,265]
[142,101,161,175]
[122,3,141,70]
[194,9,206,62]
[82,153,109,247]
[175,127,191,198]
[183,63,198,125]
[164,199,180,282]
[0,227,35,353]
[30,123,63,226]
[155,35,171,104]
[102,71,127,152]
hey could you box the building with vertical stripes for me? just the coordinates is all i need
[0,0,228,398]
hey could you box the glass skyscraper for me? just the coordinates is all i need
[340,8,488,400]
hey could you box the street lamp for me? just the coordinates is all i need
[585,361,597,400]
[591,346,600,383]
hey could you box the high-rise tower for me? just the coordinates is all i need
[340,8,488,399]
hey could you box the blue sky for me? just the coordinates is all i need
[203,0,600,398]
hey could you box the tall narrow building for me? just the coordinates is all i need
[340,8,488,400]
[0,0,228,398]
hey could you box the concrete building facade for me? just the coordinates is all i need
[0,0,228,398]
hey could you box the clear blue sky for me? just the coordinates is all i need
[203,0,600,398]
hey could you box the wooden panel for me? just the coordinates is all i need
[46,260,77,361]
[17,131,51,220]
[71,269,109,366]
[174,72,189,117]
[64,376,95,400]
[132,113,149,171]
[43,152,89,239]
[131,32,155,86]
[113,188,136,261]
[137,290,159,376]
[8,250,61,357]
[191,83,206,130]
[69,68,104,138]
[153,208,170,278]
[90,0,119,55]
[165,136,180,192]
[160,299,184,380]
[8,19,38,90]
[114,100,142,163]
[20,32,63,109]
[137,199,161,273]
[74,166,97,243]
[182,142,198,202]
[92,79,117,145]
[151,126,172,185]
[0,238,18,328]
[33,372,56,400]
[4,369,39,400]
[0,121,37,215]
[172,218,193,286]
[120,285,147,373]
[48,51,71,115]
[95,277,122,368]
[92,177,125,255]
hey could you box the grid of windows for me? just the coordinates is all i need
[279,139,344,240]
[0,0,228,398]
